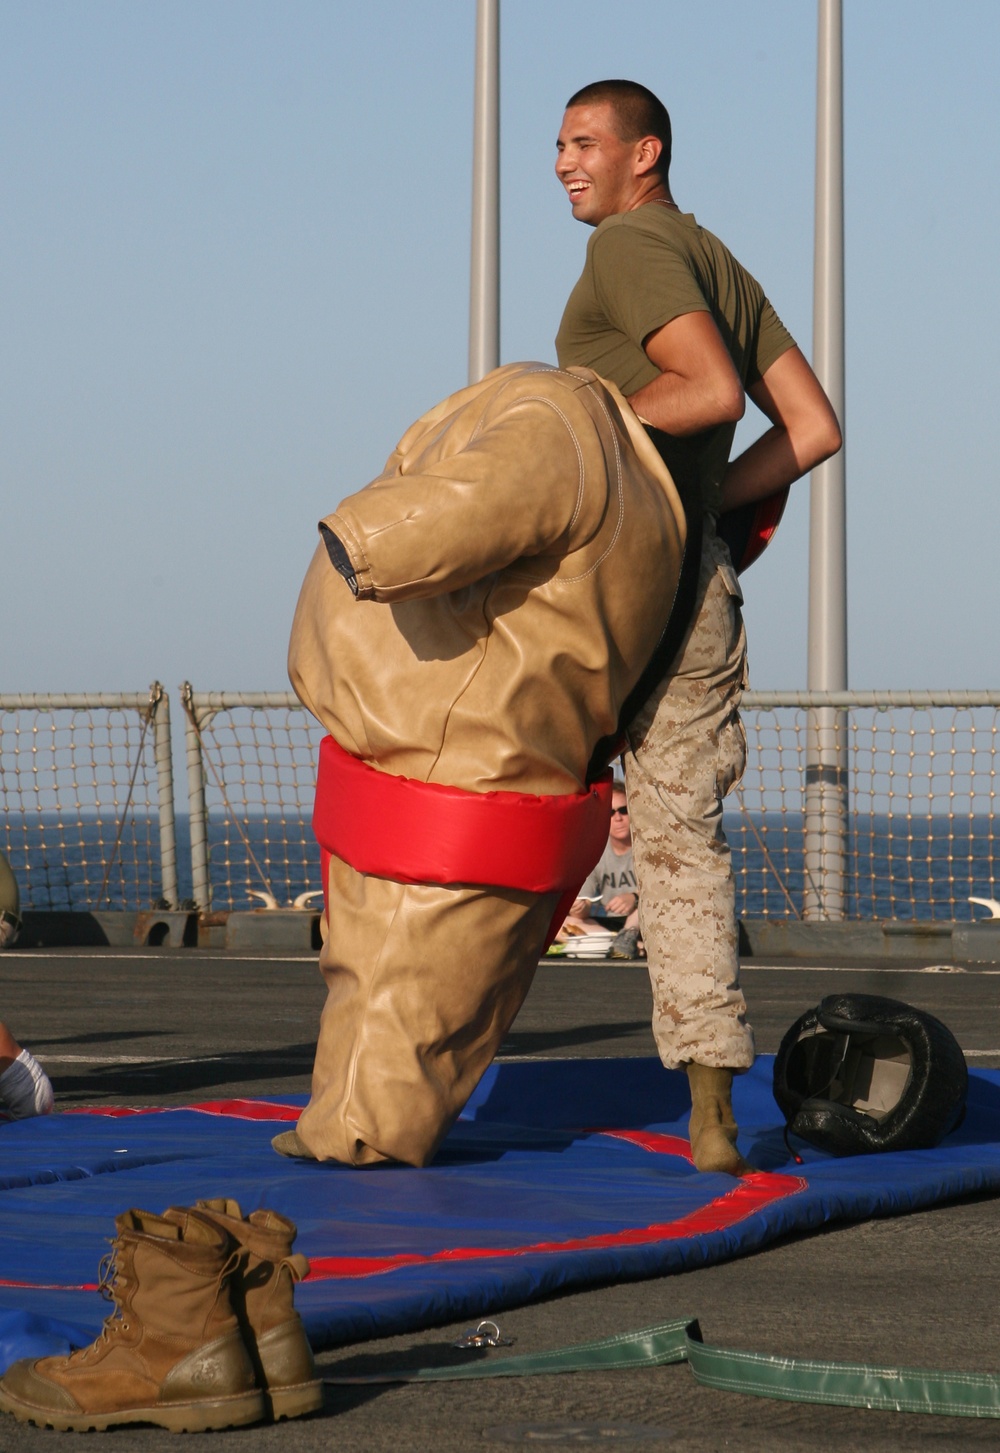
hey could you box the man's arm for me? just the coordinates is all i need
[626,311,745,436]
[719,346,842,512]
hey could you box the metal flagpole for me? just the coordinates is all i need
[804,0,848,919]
[468,0,499,384]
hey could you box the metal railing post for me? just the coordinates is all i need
[181,682,212,911]
[468,0,500,384]
[805,0,848,919]
[803,706,848,918]
[150,683,178,908]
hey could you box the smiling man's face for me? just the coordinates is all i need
[555,101,645,227]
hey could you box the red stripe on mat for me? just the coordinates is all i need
[594,1129,695,1162]
[305,1170,806,1280]
[0,1280,100,1290]
[62,1100,302,1121]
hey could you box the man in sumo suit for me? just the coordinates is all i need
[280,361,691,1169]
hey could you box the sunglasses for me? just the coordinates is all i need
[611,805,629,817]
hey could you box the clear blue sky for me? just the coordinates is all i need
[2,1,997,695]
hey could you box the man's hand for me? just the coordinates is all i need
[605,892,638,916]
[626,311,745,436]
[720,347,842,512]
[568,898,592,918]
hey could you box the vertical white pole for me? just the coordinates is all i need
[469,0,500,384]
[181,683,212,912]
[151,684,179,909]
[804,0,848,919]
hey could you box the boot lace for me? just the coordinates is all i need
[71,1238,133,1361]
[97,1243,120,1305]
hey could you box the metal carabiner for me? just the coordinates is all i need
[453,1319,516,1349]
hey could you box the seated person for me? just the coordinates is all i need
[0,848,20,952]
[557,779,643,957]
[0,851,53,1119]
[0,1022,53,1119]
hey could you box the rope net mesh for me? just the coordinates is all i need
[0,699,162,911]
[190,701,324,911]
[729,704,999,920]
[4,691,997,920]
[189,695,999,922]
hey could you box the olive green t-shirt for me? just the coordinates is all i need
[555,205,795,513]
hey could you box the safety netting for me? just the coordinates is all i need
[2,1056,999,1374]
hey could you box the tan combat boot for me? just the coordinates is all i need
[0,1208,264,1433]
[686,1063,750,1176]
[174,1198,322,1422]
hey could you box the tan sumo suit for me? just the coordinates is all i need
[288,362,686,1167]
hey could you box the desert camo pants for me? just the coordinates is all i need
[623,527,755,1072]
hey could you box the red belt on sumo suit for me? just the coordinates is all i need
[312,735,614,949]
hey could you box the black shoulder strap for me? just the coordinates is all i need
[586,428,702,781]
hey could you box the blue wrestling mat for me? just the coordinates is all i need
[2,1056,1000,1373]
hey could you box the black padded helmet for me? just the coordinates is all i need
[773,993,968,1156]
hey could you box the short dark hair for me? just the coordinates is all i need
[566,79,672,181]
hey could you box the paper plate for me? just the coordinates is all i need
[562,932,615,958]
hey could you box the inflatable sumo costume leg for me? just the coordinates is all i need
[286,363,690,1167]
[295,741,611,1166]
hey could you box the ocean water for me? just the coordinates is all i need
[4,811,998,921]
[3,813,320,914]
[724,811,999,922]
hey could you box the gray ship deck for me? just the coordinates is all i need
[1,947,998,1451]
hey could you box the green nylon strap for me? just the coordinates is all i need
[326,1319,692,1383]
[326,1317,1000,1418]
[686,1335,1000,1419]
